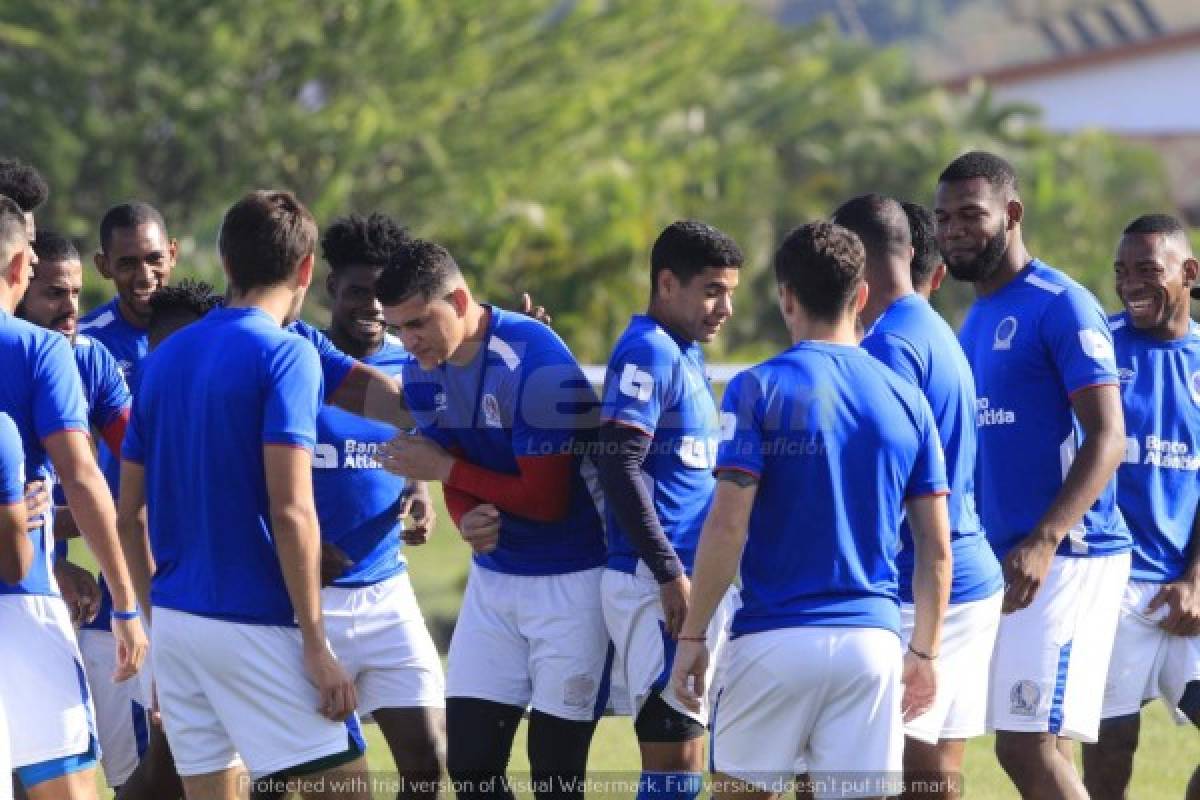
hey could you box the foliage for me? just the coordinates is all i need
[0,1,1173,359]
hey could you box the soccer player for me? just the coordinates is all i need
[0,182,148,797]
[938,151,1130,800]
[1,409,29,800]
[1081,214,1200,800]
[670,221,952,799]
[901,202,946,301]
[376,238,609,800]
[833,195,1002,799]
[316,214,445,799]
[595,220,741,800]
[117,191,367,800]
[18,230,146,789]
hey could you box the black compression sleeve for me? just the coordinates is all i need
[596,422,682,583]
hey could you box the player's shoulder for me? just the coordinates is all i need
[0,410,17,441]
[367,334,412,370]
[609,315,682,365]
[1021,261,1104,314]
[78,298,119,331]
[489,307,576,371]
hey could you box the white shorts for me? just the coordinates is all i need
[0,595,97,768]
[988,552,1130,742]
[322,572,445,714]
[446,565,610,722]
[711,627,904,799]
[1102,580,1200,724]
[78,629,149,787]
[0,686,13,800]
[900,591,1001,744]
[601,566,739,725]
[152,607,363,778]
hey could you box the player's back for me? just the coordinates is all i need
[863,294,1000,604]
[719,342,945,637]
[125,306,322,625]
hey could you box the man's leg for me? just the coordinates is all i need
[634,693,706,800]
[181,766,248,800]
[1081,714,1139,800]
[994,731,1087,800]
[526,710,598,800]
[373,707,446,800]
[445,697,523,800]
[116,723,184,800]
[902,738,964,800]
[20,769,99,800]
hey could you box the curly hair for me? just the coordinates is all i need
[0,158,49,212]
[320,213,410,272]
[774,221,865,321]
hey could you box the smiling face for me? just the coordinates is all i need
[934,177,1013,284]
[1115,232,1197,337]
[655,266,739,343]
[96,222,176,325]
[328,264,387,353]
[21,257,83,338]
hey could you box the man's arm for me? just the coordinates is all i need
[0,498,29,584]
[902,492,952,721]
[45,429,147,679]
[116,460,154,621]
[264,444,356,721]
[1003,384,1125,612]
[1146,499,1200,637]
[329,362,414,429]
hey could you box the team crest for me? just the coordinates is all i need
[1009,680,1041,717]
[481,393,502,428]
[1118,367,1135,385]
[993,317,1018,351]
[1190,371,1200,405]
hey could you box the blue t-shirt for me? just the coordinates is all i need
[1111,313,1200,582]
[0,310,89,596]
[600,315,718,575]
[314,335,411,587]
[79,298,147,494]
[287,319,357,400]
[717,341,948,637]
[402,307,606,575]
[958,261,1130,560]
[0,413,24,506]
[123,306,323,625]
[863,294,1002,604]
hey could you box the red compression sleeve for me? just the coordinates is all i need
[445,454,573,523]
[99,410,130,458]
[443,486,483,527]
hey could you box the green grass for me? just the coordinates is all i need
[76,487,1197,798]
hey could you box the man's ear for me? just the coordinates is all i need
[1182,256,1199,291]
[325,270,338,299]
[167,238,180,267]
[1006,197,1024,229]
[94,251,113,280]
[295,252,315,290]
[448,286,470,317]
[930,262,947,293]
[853,279,869,314]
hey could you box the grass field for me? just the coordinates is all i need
[75,487,1197,798]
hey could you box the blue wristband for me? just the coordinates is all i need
[112,609,140,621]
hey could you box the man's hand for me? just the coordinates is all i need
[379,433,454,482]
[320,542,353,587]
[459,504,500,555]
[54,558,101,627]
[400,482,436,546]
[111,615,149,682]
[659,574,691,639]
[518,292,553,326]
[901,651,937,722]
[24,479,49,533]
[668,638,709,713]
[304,642,357,721]
[1002,530,1059,613]
[1146,577,1200,637]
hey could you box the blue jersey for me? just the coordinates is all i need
[959,261,1130,560]
[717,342,948,637]
[600,315,718,575]
[863,294,1002,604]
[0,413,24,506]
[80,299,147,494]
[402,307,606,575]
[0,310,89,596]
[314,335,411,587]
[287,319,357,400]
[123,307,323,625]
[1111,313,1200,582]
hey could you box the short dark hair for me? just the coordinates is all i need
[938,151,1019,195]
[0,195,26,260]
[375,238,461,306]
[650,220,742,294]
[218,190,317,292]
[321,213,410,272]
[33,230,80,265]
[99,202,168,253]
[774,221,865,321]
[0,159,48,212]
[902,201,941,288]
[148,279,223,328]
[830,194,910,260]
[1123,213,1186,237]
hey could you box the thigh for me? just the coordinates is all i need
[446,567,531,710]
[937,592,1002,742]
[1101,582,1165,720]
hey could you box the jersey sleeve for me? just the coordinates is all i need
[1043,288,1119,395]
[715,370,765,479]
[0,414,25,505]
[33,334,89,443]
[121,394,146,464]
[600,342,675,436]
[862,331,925,388]
[511,330,598,458]
[262,338,323,450]
[89,345,133,430]
[289,320,356,397]
[399,364,456,450]
[905,393,949,498]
